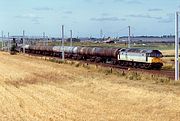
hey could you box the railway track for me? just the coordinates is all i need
[23,53,175,80]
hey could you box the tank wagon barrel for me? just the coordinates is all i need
[92,47,120,58]
[75,47,120,58]
[50,46,120,58]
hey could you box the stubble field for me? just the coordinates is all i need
[0,52,180,121]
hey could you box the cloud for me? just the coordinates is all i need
[63,11,73,14]
[84,0,93,2]
[127,14,162,20]
[84,0,142,4]
[101,13,109,16]
[158,13,174,23]
[90,17,126,21]
[14,14,42,24]
[31,19,40,24]
[127,0,142,4]
[127,13,174,23]
[114,0,124,1]
[33,7,53,11]
[15,14,41,19]
[148,8,163,12]
[114,0,142,4]
[158,19,172,23]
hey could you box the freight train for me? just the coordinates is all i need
[20,45,163,69]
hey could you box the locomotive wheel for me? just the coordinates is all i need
[144,63,151,69]
[137,63,143,69]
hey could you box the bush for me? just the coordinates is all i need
[162,64,173,70]
[126,72,141,80]
[75,62,81,67]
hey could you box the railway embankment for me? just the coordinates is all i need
[0,51,180,121]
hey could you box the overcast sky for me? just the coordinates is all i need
[0,0,179,37]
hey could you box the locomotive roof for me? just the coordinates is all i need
[122,48,160,53]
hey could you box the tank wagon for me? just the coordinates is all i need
[23,45,163,69]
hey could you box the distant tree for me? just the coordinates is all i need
[66,38,80,42]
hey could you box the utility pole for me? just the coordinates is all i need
[70,30,73,46]
[8,32,10,52]
[46,34,48,46]
[47,35,49,46]
[100,29,103,41]
[1,31,3,49]
[175,12,179,81]
[23,30,25,53]
[43,32,45,46]
[62,25,65,61]
[128,26,131,48]
[3,35,7,48]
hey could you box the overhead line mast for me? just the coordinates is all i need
[8,32,10,52]
[23,30,25,53]
[62,25,65,61]
[128,26,131,48]
[43,32,45,46]
[175,12,179,81]
[1,31,3,49]
[70,30,73,47]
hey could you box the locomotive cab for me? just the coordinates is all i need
[146,50,163,58]
[146,50,163,69]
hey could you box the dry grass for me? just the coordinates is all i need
[0,52,180,121]
[161,50,176,70]
[161,50,175,56]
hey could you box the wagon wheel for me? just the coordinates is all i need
[90,58,95,62]
[133,62,137,68]
[125,62,129,66]
[112,61,117,65]
[95,58,100,63]
[120,61,124,66]
[129,62,133,67]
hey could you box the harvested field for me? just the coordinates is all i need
[161,50,175,70]
[0,52,180,121]
[162,50,175,56]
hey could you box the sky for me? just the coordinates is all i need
[0,0,179,37]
